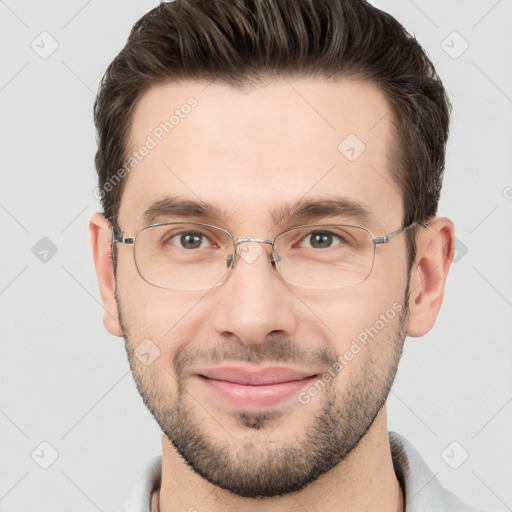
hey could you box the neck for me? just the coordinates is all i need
[158,407,403,512]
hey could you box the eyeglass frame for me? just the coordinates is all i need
[112,220,428,290]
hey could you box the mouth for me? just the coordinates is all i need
[194,366,320,409]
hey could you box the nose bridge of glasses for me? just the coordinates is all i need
[225,237,280,268]
[234,237,274,246]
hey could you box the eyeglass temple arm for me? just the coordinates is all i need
[373,221,428,245]
[112,231,135,245]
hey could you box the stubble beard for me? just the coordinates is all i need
[117,287,409,498]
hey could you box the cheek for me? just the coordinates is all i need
[116,262,210,362]
[117,251,181,328]
[294,263,408,386]
[318,299,406,391]
[300,273,407,345]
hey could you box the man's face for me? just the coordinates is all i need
[115,78,410,497]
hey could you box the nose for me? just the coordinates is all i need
[210,240,297,346]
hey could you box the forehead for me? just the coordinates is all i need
[119,77,402,234]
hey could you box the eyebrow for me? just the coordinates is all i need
[142,197,229,226]
[272,197,370,227]
[141,195,371,229]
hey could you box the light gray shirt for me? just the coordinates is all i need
[120,431,486,512]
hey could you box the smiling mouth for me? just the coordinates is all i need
[196,367,319,409]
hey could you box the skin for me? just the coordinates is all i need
[90,77,454,512]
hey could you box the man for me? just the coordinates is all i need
[89,1,485,511]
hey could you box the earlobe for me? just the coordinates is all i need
[406,218,455,338]
[89,212,124,338]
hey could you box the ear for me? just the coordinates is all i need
[407,217,455,337]
[89,212,123,337]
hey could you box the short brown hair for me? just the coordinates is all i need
[94,0,451,264]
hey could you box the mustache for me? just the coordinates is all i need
[173,335,338,377]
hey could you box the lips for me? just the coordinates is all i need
[197,366,318,385]
[194,365,320,408]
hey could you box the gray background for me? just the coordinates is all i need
[0,0,511,511]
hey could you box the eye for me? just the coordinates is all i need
[167,231,213,250]
[298,230,345,249]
